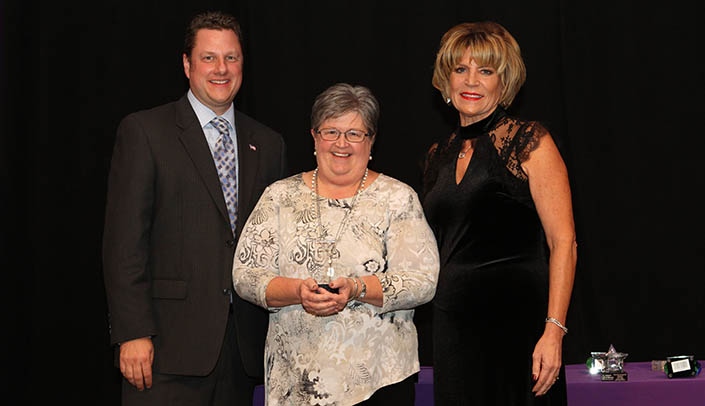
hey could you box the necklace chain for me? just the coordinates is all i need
[311,167,368,281]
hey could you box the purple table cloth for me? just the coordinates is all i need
[566,361,704,406]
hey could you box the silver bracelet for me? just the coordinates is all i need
[347,277,359,302]
[357,277,367,299]
[545,317,568,335]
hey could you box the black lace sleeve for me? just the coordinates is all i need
[492,118,549,182]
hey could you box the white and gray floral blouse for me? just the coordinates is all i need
[233,172,439,406]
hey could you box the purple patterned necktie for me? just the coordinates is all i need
[211,117,237,235]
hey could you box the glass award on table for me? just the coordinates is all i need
[586,351,607,375]
[601,344,628,381]
[586,344,628,381]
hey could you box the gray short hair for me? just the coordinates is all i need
[311,83,380,138]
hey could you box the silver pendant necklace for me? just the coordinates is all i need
[458,142,472,159]
[311,167,368,281]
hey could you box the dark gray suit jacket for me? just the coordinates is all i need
[103,94,287,377]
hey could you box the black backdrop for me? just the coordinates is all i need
[5,0,703,403]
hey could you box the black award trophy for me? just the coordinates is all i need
[664,355,702,378]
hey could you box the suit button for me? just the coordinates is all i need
[226,239,236,248]
[223,288,230,295]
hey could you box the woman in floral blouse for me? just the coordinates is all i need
[232,83,439,405]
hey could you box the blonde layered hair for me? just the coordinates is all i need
[432,21,526,108]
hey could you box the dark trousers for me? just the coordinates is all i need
[121,313,259,406]
[357,373,416,405]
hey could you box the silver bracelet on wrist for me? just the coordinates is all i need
[545,317,568,335]
[348,277,359,302]
[357,277,367,299]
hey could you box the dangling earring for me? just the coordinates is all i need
[313,150,317,156]
[445,97,452,105]
[369,155,373,161]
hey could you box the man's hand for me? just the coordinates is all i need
[119,336,154,390]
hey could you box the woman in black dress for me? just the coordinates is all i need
[422,21,577,405]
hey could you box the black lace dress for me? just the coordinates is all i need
[422,108,567,405]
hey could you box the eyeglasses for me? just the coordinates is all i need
[316,128,370,143]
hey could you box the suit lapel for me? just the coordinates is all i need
[175,96,231,230]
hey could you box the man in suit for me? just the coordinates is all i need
[102,11,288,405]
